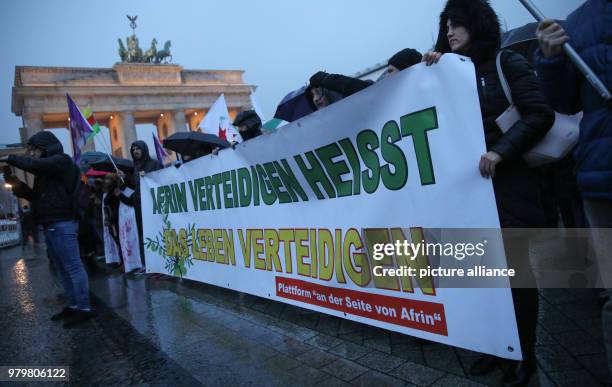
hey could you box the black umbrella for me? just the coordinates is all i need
[90,156,134,174]
[501,21,563,65]
[79,151,110,173]
[163,131,231,157]
[274,86,315,122]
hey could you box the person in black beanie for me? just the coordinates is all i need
[308,47,423,102]
[212,110,263,156]
[232,110,263,141]
[387,48,423,75]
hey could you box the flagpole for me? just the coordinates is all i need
[518,0,611,104]
[93,127,124,182]
[68,95,124,181]
[85,118,123,181]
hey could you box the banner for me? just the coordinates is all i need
[141,54,522,360]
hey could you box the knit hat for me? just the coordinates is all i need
[388,48,423,71]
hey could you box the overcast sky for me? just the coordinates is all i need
[0,0,583,151]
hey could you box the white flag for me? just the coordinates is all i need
[199,94,243,143]
[250,87,266,122]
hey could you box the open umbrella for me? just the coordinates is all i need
[163,132,231,157]
[90,156,134,174]
[501,21,563,65]
[274,86,315,122]
[79,151,110,173]
[84,168,108,177]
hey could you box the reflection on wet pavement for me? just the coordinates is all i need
[1,244,608,386]
[0,246,202,386]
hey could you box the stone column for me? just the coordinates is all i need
[118,112,137,158]
[172,110,188,133]
[22,113,44,143]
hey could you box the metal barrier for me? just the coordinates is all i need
[0,220,21,248]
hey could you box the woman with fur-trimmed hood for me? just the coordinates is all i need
[423,0,554,386]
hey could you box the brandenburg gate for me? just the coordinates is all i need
[10,16,254,158]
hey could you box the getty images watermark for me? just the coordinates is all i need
[368,228,612,289]
[371,238,517,280]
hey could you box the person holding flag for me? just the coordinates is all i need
[0,131,93,328]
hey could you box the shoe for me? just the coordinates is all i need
[470,354,498,376]
[62,310,94,328]
[502,360,534,387]
[50,307,77,321]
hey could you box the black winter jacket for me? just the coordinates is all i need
[310,72,374,98]
[8,131,80,225]
[103,193,120,239]
[131,140,162,174]
[476,50,555,227]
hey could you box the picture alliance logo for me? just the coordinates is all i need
[372,240,488,261]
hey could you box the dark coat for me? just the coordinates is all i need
[130,140,162,174]
[534,0,612,199]
[8,131,80,225]
[233,110,263,141]
[435,0,555,228]
[309,71,374,98]
[129,140,160,252]
[476,52,555,162]
[478,52,555,227]
[103,193,120,239]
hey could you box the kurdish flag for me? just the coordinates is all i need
[67,94,93,165]
[262,118,288,133]
[199,94,243,143]
[153,133,168,162]
[82,106,101,143]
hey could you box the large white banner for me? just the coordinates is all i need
[141,55,522,360]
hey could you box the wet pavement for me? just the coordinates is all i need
[0,244,608,386]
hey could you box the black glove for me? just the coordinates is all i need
[309,71,328,88]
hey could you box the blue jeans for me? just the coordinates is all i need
[44,220,91,310]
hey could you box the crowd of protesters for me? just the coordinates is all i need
[0,0,609,385]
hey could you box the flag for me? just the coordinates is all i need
[262,118,288,133]
[82,107,101,143]
[67,94,93,165]
[199,94,243,143]
[153,133,168,162]
[250,87,266,122]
